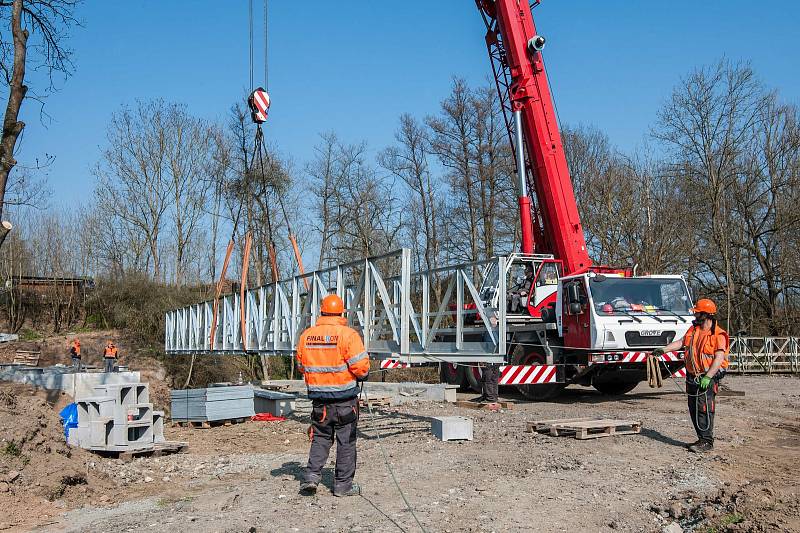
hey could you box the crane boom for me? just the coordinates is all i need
[477,0,591,275]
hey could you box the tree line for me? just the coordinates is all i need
[1,60,798,337]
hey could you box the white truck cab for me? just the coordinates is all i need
[556,272,694,351]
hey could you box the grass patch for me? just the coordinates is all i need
[3,441,20,456]
[18,328,42,341]
[721,513,744,525]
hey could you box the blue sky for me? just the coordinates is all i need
[14,0,800,208]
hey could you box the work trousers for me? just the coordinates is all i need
[104,357,115,373]
[686,374,720,443]
[305,396,359,493]
[71,357,82,372]
[482,364,500,402]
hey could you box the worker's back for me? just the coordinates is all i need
[296,316,369,401]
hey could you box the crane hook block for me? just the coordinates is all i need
[248,87,270,124]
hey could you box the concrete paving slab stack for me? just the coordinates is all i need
[68,381,165,452]
[171,384,296,422]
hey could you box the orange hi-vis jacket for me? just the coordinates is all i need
[70,340,81,357]
[682,324,729,376]
[296,316,370,401]
[103,345,118,359]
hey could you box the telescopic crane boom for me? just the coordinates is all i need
[477,0,591,275]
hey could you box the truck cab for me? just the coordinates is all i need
[556,272,694,351]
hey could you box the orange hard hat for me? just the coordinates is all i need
[691,298,717,315]
[321,294,344,315]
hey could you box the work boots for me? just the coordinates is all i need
[333,483,361,497]
[688,440,714,453]
[299,481,318,495]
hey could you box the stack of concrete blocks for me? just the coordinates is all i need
[68,382,165,452]
[171,385,296,423]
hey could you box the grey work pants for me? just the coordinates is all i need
[686,375,719,443]
[304,397,359,493]
[104,358,115,373]
[482,364,500,402]
[71,357,82,372]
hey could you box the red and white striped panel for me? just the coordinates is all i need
[249,88,270,123]
[499,365,557,385]
[671,367,687,378]
[659,351,682,362]
[380,359,410,369]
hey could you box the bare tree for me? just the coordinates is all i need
[654,61,768,329]
[0,0,80,239]
[379,114,441,272]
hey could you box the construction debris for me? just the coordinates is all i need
[455,400,513,410]
[527,417,642,440]
[12,350,40,366]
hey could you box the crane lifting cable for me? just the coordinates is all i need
[245,0,309,289]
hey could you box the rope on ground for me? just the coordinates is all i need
[359,383,428,533]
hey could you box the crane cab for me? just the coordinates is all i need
[478,253,562,321]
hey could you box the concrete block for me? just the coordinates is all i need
[152,411,165,443]
[431,416,473,441]
[254,397,295,417]
[88,420,111,448]
[444,384,458,403]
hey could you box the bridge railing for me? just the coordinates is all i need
[165,248,507,363]
[727,336,800,374]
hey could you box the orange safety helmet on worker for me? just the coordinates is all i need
[296,294,370,400]
[682,298,729,375]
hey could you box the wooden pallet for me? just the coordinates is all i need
[118,441,189,462]
[455,400,513,410]
[526,417,641,440]
[359,396,392,408]
[12,351,40,367]
[171,417,249,429]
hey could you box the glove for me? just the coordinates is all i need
[651,348,665,357]
[699,375,712,390]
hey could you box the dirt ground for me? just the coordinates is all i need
[1,375,798,532]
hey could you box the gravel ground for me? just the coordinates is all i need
[24,375,800,532]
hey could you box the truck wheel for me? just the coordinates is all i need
[592,381,640,395]
[463,366,483,393]
[439,362,466,388]
[511,346,564,401]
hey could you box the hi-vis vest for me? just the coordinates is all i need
[103,345,118,359]
[682,324,729,375]
[296,316,370,401]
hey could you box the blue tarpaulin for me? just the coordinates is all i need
[59,403,78,441]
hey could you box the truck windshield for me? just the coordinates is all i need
[588,277,691,316]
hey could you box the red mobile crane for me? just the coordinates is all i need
[441,1,696,398]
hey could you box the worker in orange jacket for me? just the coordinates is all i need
[103,340,118,373]
[296,294,370,497]
[69,338,82,372]
[653,298,729,453]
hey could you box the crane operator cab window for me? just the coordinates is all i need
[507,263,535,314]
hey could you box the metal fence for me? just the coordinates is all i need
[727,337,800,374]
[164,249,507,363]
